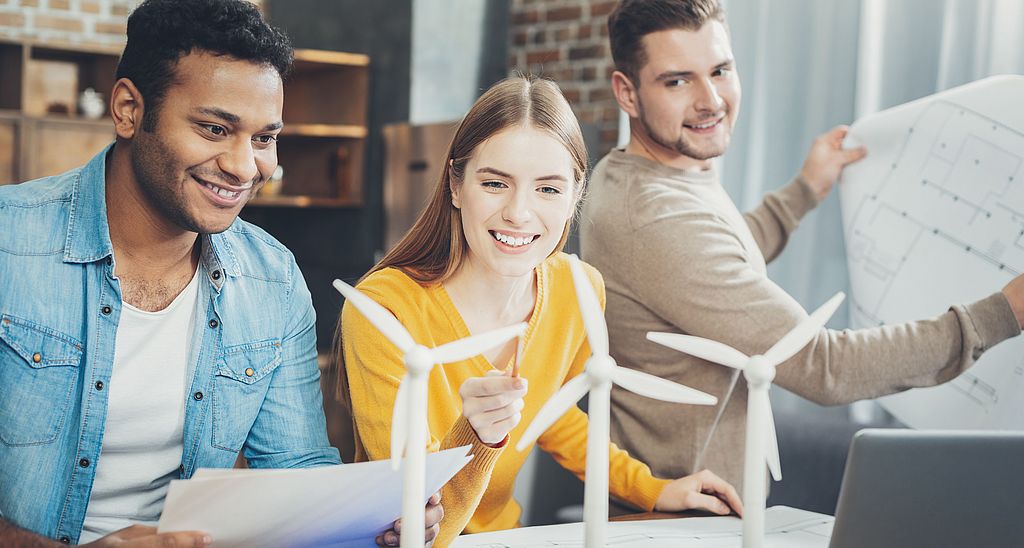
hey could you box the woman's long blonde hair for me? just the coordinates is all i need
[334,75,589,406]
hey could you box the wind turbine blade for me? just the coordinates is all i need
[763,292,845,366]
[390,377,409,470]
[646,332,749,370]
[764,398,782,482]
[611,367,717,405]
[430,323,527,364]
[568,255,608,356]
[333,279,417,353]
[515,374,590,452]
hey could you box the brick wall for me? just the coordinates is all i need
[508,0,620,156]
[0,0,264,48]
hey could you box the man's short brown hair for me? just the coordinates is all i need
[608,0,726,86]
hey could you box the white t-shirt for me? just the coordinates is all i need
[79,267,201,542]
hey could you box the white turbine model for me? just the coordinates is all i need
[515,256,718,547]
[646,292,846,548]
[333,279,527,548]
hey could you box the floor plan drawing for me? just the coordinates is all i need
[840,76,1024,429]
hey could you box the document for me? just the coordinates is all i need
[451,506,833,547]
[158,445,473,547]
[839,75,1024,430]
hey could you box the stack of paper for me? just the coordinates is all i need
[158,445,473,547]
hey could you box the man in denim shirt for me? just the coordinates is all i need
[0,1,441,546]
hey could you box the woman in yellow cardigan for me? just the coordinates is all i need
[338,76,742,546]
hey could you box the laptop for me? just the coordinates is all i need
[829,428,1024,548]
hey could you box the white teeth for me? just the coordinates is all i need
[493,232,534,247]
[689,119,718,129]
[203,182,240,199]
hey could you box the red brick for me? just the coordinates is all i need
[513,29,528,46]
[563,88,582,103]
[589,87,614,102]
[110,3,130,17]
[512,9,540,25]
[591,0,618,17]
[578,24,592,39]
[81,1,101,13]
[581,65,598,81]
[569,44,605,60]
[0,11,25,26]
[35,14,82,31]
[95,20,126,35]
[49,0,70,9]
[554,26,571,41]
[546,6,581,22]
[526,48,561,65]
[20,0,38,6]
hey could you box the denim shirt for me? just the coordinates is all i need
[0,145,341,543]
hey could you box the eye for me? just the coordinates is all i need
[713,67,731,77]
[665,78,687,88]
[482,180,507,190]
[253,134,278,145]
[538,185,562,195]
[201,124,227,136]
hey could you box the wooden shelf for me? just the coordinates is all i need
[293,48,369,67]
[246,195,362,208]
[281,124,367,138]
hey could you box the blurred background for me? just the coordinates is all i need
[1,0,1021,526]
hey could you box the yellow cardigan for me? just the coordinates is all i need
[342,253,670,546]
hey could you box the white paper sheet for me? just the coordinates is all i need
[451,506,833,547]
[839,75,1024,430]
[157,445,473,548]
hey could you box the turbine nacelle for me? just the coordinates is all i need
[744,356,774,387]
[404,346,434,375]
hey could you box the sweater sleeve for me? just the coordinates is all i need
[534,267,671,511]
[629,210,1022,405]
[341,297,502,546]
[742,176,819,263]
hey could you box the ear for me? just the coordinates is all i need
[611,70,641,119]
[110,78,145,139]
[448,159,461,209]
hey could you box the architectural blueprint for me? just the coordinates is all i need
[840,76,1024,430]
[451,506,832,547]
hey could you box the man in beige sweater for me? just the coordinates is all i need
[580,0,1024,496]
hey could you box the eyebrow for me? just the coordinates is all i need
[476,167,569,182]
[196,107,283,132]
[654,59,734,81]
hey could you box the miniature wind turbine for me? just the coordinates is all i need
[333,279,526,548]
[515,256,718,547]
[646,292,845,548]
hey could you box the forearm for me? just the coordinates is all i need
[743,176,818,262]
[0,519,60,548]
[435,417,503,547]
[776,292,1021,405]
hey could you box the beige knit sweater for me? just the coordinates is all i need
[579,149,1021,492]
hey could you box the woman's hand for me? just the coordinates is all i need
[654,469,744,516]
[459,370,528,445]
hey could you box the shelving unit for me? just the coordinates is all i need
[0,39,371,209]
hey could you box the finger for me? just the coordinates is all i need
[843,146,868,163]
[127,532,213,547]
[428,491,442,505]
[468,398,524,426]
[828,125,850,143]
[689,492,732,515]
[425,496,445,525]
[464,390,527,415]
[425,522,440,543]
[108,525,159,540]
[382,530,399,546]
[462,375,527,397]
[698,470,744,516]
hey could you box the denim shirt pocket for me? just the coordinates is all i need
[211,339,282,452]
[0,314,83,446]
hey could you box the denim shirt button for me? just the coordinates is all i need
[245,367,255,377]
[193,391,204,401]
[211,270,221,280]
[32,352,42,363]
[106,257,112,266]
[78,458,89,468]
[95,381,104,391]
[101,306,112,315]
[60,536,70,544]
[179,464,185,474]
[208,319,219,329]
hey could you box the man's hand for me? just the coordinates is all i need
[799,125,868,201]
[654,469,744,517]
[82,525,211,547]
[459,371,528,445]
[1003,273,1024,330]
[376,491,444,546]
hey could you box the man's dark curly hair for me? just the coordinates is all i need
[609,0,725,87]
[115,0,294,132]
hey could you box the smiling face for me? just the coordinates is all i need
[129,51,284,234]
[451,125,578,280]
[631,21,740,170]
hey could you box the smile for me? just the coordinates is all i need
[194,176,251,206]
[490,230,540,248]
[683,116,724,131]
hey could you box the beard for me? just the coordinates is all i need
[636,100,731,162]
